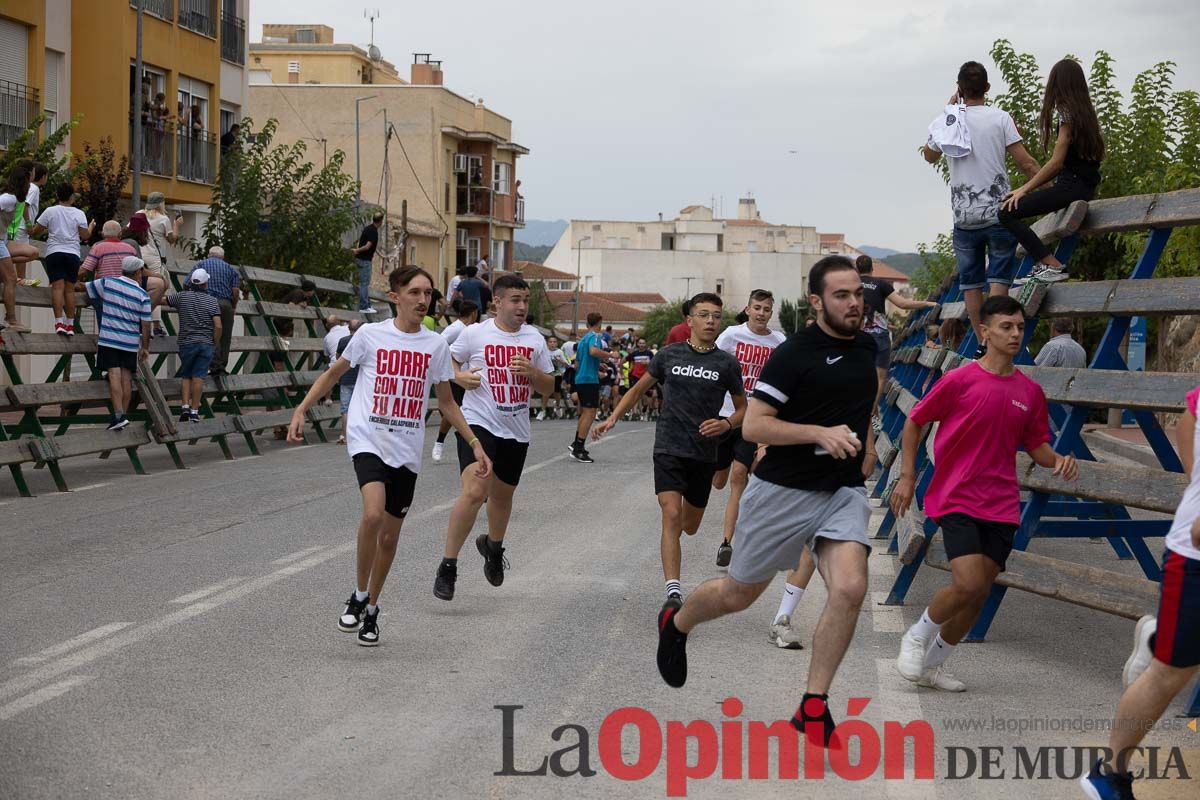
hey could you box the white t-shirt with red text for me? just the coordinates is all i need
[1166,387,1200,561]
[342,321,454,473]
[716,323,787,417]
[450,318,553,443]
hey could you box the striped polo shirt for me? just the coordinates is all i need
[85,277,151,352]
[81,239,139,279]
[167,289,221,347]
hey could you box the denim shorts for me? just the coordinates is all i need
[953,223,1017,290]
[178,342,214,379]
[339,382,355,415]
[0,239,9,260]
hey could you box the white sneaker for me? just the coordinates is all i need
[536,411,546,421]
[1122,615,1157,688]
[768,615,804,649]
[431,441,444,462]
[896,629,930,682]
[916,664,966,692]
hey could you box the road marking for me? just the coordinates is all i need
[170,577,248,604]
[0,675,95,721]
[71,482,111,492]
[11,623,133,667]
[874,658,933,797]
[270,546,326,565]
[278,445,313,455]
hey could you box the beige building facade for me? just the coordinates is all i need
[247,27,527,294]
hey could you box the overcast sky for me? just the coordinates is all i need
[251,0,1199,251]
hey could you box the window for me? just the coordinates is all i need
[410,244,417,263]
[715,279,724,296]
[179,0,218,38]
[620,238,631,249]
[44,50,61,136]
[491,239,506,269]
[592,224,601,232]
[606,237,618,249]
[219,103,238,135]
[467,237,480,265]
[177,75,210,132]
[0,19,32,148]
[661,234,675,251]
[493,161,511,195]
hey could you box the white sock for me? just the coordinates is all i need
[924,634,954,668]
[366,603,378,616]
[354,588,369,602]
[181,405,190,412]
[665,579,682,598]
[909,608,943,641]
[774,583,805,624]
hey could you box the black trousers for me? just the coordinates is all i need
[997,171,1095,264]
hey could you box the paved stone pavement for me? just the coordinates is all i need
[0,420,1196,798]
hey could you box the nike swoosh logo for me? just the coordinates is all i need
[826,356,843,365]
[785,588,795,595]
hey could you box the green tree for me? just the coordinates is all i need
[201,118,364,281]
[73,137,129,243]
[0,113,80,191]
[778,296,813,335]
[527,280,556,329]
[640,298,737,345]
[912,233,956,298]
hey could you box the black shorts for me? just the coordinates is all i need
[450,381,466,407]
[575,383,600,409]
[937,512,1018,571]
[352,452,417,518]
[45,252,81,283]
[563,367,575,387]
[653,452,717,508]
[715,426,753,471]
[553,375,563,394]
[96,345,137,373]
[870,330,891,369]
[457,424,529,487]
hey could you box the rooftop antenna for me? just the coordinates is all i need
[365,8,381,58]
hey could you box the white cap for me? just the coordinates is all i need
[190,268,211,285]
[120,255,145,274]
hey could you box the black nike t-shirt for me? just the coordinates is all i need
[751,324,878,491]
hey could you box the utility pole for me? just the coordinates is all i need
[676,276,700,297]
[131,0,144,211]
[382,110,389,271]
[572,235,590,336]
[354,95,376,205]
[400,199,408,268]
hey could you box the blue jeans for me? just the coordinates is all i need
[953,223,1017,291]
[356,258,373,310]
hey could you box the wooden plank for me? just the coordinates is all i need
[885,383,901,407]
[939,302,968,321]
[302,274,355,295]
[924,534,1157,620]
[1039,277,1200,317]
[233,409,296,433]
[897,389,919,417]
[257,301,321,320]
[216,372,295,393]
[880,466,902,504]
[7,381,112,407]
[0,439,33,466]
[1018,366,1193,412]
[15,284,91,309]
[1012,280,1049,317]
[228,336,279,352]
[157,415,240,443]
[875,431,897,469]
[1015,200,1089,259]
[1016,453,1186,514]
[135,359,178,438]
[48,427,153,459]
[307,404,342,422]
[897,510,927,565]
[1077,188,1200,236]
[917,346,948,370]
[291,370,325,387]
[240,265,302,287]
[279,337,325,353]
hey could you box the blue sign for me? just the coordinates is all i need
[1122,316,1148,424]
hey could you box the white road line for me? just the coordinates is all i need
[278,445,313,455]
[170,577,248,604]
[872,553,897,577]
[270,546,326,565]
[11,623,133,667]
[874,658,933,797]
[71,482,111,492]
[0,675,95,720]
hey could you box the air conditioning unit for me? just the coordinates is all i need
[453,154,469,173]
[457,228,468,248]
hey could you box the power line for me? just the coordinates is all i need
[388,122,450,237]
[269,81,321,144]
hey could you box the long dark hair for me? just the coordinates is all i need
[1041,58,1104,162]
[5,164,30,201]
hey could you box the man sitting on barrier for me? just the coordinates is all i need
[1080,387,1200,800]
[891,295,1077,692]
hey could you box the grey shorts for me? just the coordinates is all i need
[728,477,872,584]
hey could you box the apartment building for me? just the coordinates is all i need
[544,198,823,309]
[247,26,528,294]
[0,0,69,152]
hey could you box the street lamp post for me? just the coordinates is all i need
[354,95,377,203]
[572,235,590,337]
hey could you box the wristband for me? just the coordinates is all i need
[468,437,480,447]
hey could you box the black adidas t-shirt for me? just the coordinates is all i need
[751,324,878,491]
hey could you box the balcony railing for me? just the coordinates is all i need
[177,129,217,183]
[178,0,217,38]
[0,81,40,149]
[132,0,174,20]
[220,12,246,64]
[131,119,175,177]
[456,186,493,218]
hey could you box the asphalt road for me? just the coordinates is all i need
[1,420,1196,799]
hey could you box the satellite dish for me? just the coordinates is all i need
[368,43,382,61]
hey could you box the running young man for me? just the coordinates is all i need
[538,334,567,420]
[568,313,608,464]
[287,267,491,646]
[433,274,554,600]
[626,338,655,421]
[431,300,479,462]
[593,292,745,606]
[712,289,787,568]
[654,257,877,748]
[1080,385,1200,799]
[892,295,1077,690]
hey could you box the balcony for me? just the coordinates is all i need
[130,119,175,177]
[515,198,526,225]
[132,0,174,20]
[176,129,217,184]
[220,11,246,65]
[178,0,217,38]
[456,186,493,220]
[0,81,40,149]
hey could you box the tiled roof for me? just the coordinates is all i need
[819,233,844,243]
[589,291,667,305]
[723,219,769,227]
[545,291,647,322]
[871,261,910,282]
[512,261,576,281]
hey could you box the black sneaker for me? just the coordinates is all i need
[107,416,129,431]
[569,448,594,463]
[790,695,842,750]
[179,410,190,423]
[189,411,200,423]
[657,598,687,688]
[716,540,733,567]
[433,561,458,601]
[357,607,380,646]
[476,534,509,587]
[338,593,368,631]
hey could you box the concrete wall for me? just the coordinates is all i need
[249,49,403,86]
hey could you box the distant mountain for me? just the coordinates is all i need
[516,219,568,247]
[514,242,553,264]
[881,253,923,276]
[859,245,901,258]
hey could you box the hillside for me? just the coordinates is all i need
[516,219,568,247]
[514,242,553,264]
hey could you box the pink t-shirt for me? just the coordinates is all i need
[910,361,1051,524]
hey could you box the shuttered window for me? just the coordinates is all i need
[0,19,29,86]
[44,50,60,132]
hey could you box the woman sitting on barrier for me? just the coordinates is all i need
[998,58,1104,285]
